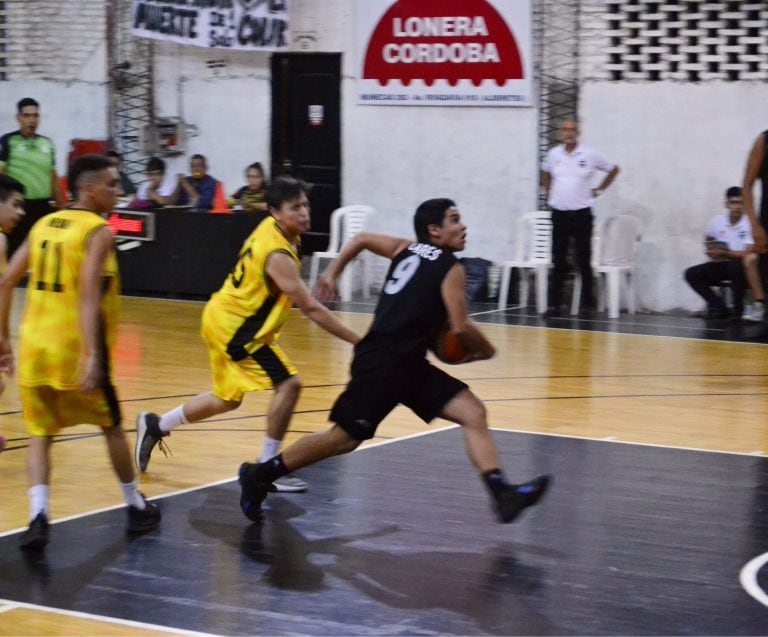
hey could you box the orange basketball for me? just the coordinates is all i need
[432,324,471,364]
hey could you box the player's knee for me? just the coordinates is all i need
[280,374,302,395]
[455,393,487,428]
[221,398,241,412]
[331,424,364,452]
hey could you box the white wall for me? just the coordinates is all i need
[149,0,539,269]
[151,43,273,186]
[580,81,768,312]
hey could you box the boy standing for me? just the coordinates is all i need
[0,155,160,550]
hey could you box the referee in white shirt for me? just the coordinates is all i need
[540,119,620,318]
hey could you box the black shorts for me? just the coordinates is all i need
[329,350,468,441]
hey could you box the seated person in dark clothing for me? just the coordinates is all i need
[177,153,218,211]
[106,150,137,197]
[229,162,268,212]
[130,157,178,210]
[684,186,765,320]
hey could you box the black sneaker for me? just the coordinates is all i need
[239,462,270,521]
[135,412,171,472]
[19,513,50,551]
[127,494,161,535]
[494,475,551,523]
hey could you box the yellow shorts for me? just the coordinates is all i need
[201,303,297,402]
[21,385,121,436]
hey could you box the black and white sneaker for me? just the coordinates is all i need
[135,412,171,472]
[494,475,551,523]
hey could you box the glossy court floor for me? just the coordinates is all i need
[1,292,768,636]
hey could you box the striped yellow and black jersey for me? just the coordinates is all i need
[19,209,120,389]
[205,216,300,360]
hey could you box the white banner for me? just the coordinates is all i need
[131,0,290,51]
[356,0,532,106]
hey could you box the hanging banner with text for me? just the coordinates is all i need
[131,0,290,51]
[357,0,532,106]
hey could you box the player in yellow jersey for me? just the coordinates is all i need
[0,155,160,550]
[135,176,360,496]
[0,174,26,453]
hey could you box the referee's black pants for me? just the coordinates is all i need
[8,199,55,258]
[684,259,746,315]
[550,207,594,311]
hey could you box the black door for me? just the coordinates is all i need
[271,53,341,254]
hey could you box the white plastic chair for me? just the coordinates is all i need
[571,214,643,318]
[308,205,375,301]
[497,211,552,313]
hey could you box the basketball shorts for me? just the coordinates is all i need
[201,302,297,402]
[21,384,121,436]
[330,351,468,441]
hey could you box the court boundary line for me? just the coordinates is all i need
[0,599,222,635]
[0,424,459,539]
[739,553,768,609]
[3,424,763,540]
[488,426,768,458]
[0,425,459,634]
[3,423,766,619]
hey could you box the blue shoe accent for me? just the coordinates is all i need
[239,462,268,521]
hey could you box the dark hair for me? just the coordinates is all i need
[265,175,310,210]
[246,162,264,176]
[0,173,25,201]
[106,150,121,159]
[191,153,206,165]
[146,156,165,173]
[17,97,39,112]
[726,186,742,199]
[414,198,455,243]
[68,154,114,191]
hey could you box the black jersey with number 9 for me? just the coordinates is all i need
[362,242,457,358]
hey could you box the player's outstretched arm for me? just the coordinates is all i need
[315,232,411,302]
[267,251,360,345]
[441,264,495,361]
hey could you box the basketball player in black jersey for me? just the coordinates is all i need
[239,198,550,524]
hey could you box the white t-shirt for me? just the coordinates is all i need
[542,143,616,210]
[135,177,176,200]
[705,212,753,251]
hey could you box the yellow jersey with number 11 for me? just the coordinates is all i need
[19,209,120,389]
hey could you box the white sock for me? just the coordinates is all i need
[121,479,146,509]
[260,436,282,463]
[159,405,187,433]
[29,484,49,520]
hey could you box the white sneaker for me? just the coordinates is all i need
[272,474,308,492]
[745,301,765,322]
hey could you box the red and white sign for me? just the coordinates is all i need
[356,0,532,106]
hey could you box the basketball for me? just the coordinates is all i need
[432,323,471,364]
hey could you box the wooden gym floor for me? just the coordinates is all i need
[1,290,768,635]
